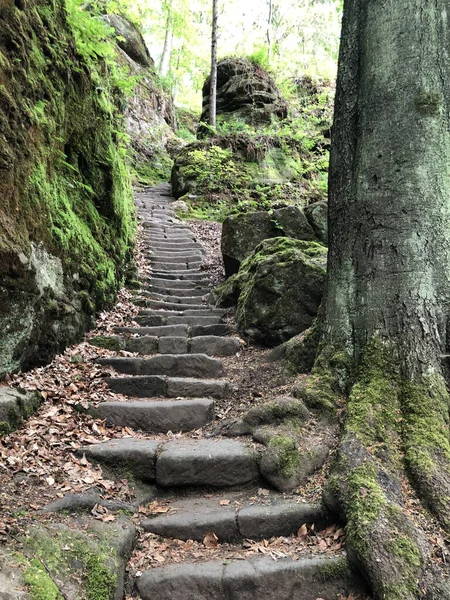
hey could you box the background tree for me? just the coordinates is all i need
[300,0,450,596]
[209,0,218,127]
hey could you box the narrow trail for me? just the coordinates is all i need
[76,184,368,599]
[0,184,371,599]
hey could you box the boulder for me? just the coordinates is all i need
[221,207,317,277]
[199,58,288,134]
[235,238,327,346]
[102,14,154,68]
[305,201,328,244]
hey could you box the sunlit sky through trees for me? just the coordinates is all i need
[126,0,343,108]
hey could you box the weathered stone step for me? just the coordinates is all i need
[141,499,327,542]
[144,286,210,297]
[150,261,202,272]
[92,334,240,357]
[115,324,188,337]
[144,277,209,289]
[135,556,366,600]
[107,375,229,399]
[114,324,232,338]
[139,291,205,304]
[135,314,223,327]
[98,354,224,378]
[144,241,204,252]
[78,438,257,487]
[142,222,191,231]
[149,272,210,281]
[148,251,203,261]
[86,398,214,433]
[137,301,221,313]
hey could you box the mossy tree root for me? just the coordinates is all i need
[304,338,450,599]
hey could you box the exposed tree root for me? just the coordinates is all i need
[302,338,450,599]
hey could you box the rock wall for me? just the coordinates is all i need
[0,0,136,377]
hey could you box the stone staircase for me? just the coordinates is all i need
[76,184,370,599]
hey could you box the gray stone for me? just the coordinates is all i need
[115,325,188,337]
[190,324,231,337]
[158,336,189,354]
[0,549,27,599]
[273,205,317,240]
[166,377,229,399]
[238,502,326,539]
[0,387,41,436]
[146,286,209,297]
[141,292,204,304]
[190,336,241,357]
[125,336,159,354]
[107,375,167,397]
[221,211,279,277]
[136,556,366,600]
[150,272,209,282]
[102,14,153,67]
[156,439,259,487]
[88,399,214,433]
[165,316,223,326]
[136,562,224,600]
[304,201,328,244]
[243,397,310,428]
[98,354,224,378]
[142,508,238,542]
[148,252,203,262]
[77,438,160,482]
[138,300,217,312]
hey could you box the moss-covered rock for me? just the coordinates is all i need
[17,515,135,600]
[231,238,327,346]
[0,0,136,377]
[221,206,317,276]
[198,57,288,135]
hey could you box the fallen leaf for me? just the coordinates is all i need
[297,524,308,538]
[203,532,219,548]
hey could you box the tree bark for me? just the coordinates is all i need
[209,0,218,128]
[267,0,273,64]
[305,0,450,597]
[159,12,173,77]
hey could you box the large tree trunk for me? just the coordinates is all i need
[304,0,450,597]
[209,0,218,128]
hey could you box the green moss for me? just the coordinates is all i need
[23,558,62,600]
[317,557,353,582]
[345,339,402,465]
[268,435,300,477]
[90,336,124,351]
[0,421,12,436]
[415,91,442,116]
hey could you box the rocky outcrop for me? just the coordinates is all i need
[105,14,179,185]
[214,238,327,346]
[221,206,317,277]
[199,58,288,134]
[0,0,135,377]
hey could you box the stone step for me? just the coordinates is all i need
[78,438,258,487]
[107,375,229,399]
[144,286,210,297]
[148,251,203,261]
[86,398,214,433]
[142,222,191,231]
[135,315,223,327]
[141,499,328,542]
[114,324,232,338]
[115,325,188,337]
[138,291,205,304]
[92,334,240,357]
[144,277,209,289]
[137,301,221,313]
[150,261,202,272]
[149,272,210,281]
[144,242,204,252]
[135,556,366,600]
[98,354,224,378]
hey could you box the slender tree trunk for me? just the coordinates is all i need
[209,0,218,128]
[159,13,173,77]
[267,0,273,64]
[301,0,450,597]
